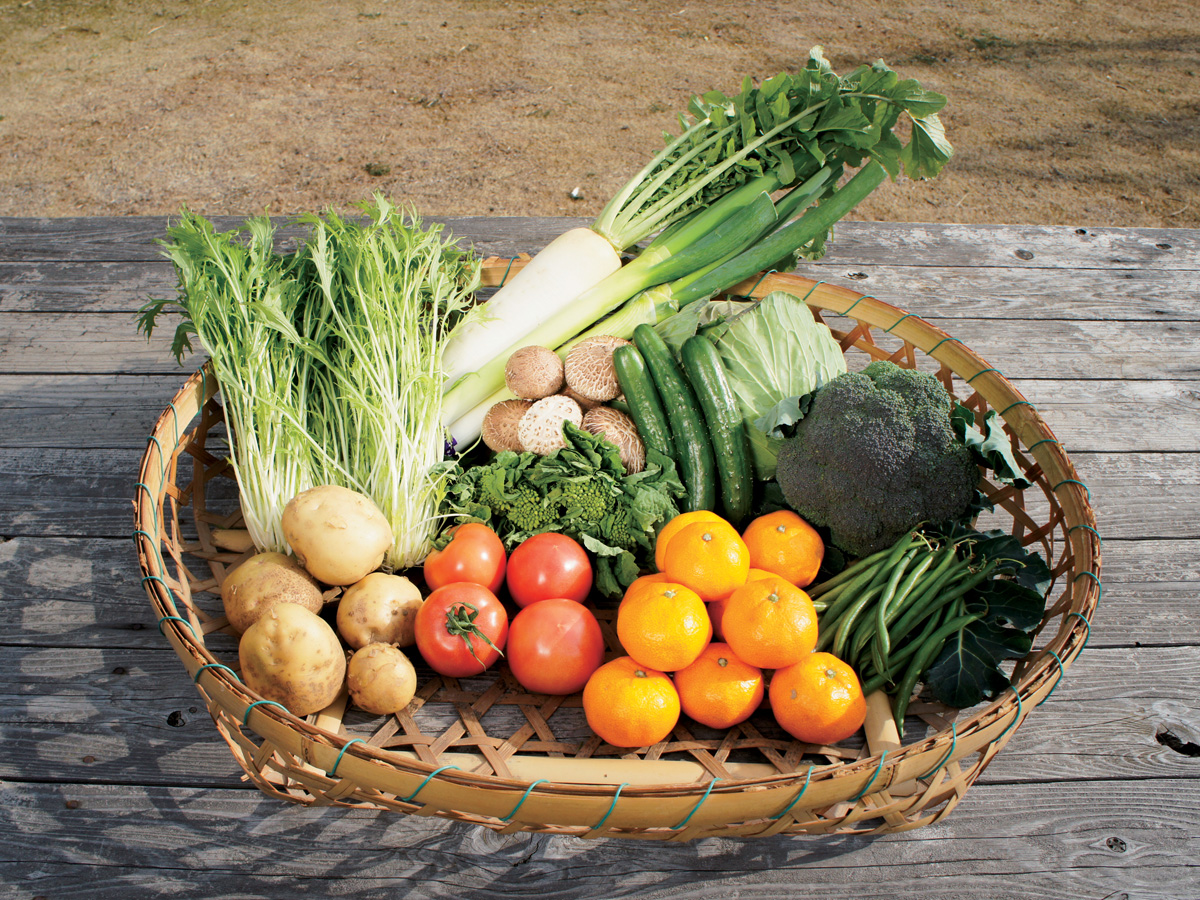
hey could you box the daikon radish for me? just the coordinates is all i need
[440,227,621,389]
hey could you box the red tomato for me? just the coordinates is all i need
[506,533,593,608]
[415,583,509,678]
[423,523,507,593]
[507,598,606,695]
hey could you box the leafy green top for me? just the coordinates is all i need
[440,423,685,600]
[592,47,953,250]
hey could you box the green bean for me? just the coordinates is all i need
[884,553,980,650]
[896,559,998,648]
[823,582,885,657]
[816,564,886,637]
[845,544,938,670]
[806,544,898,599]
[891,611,982,727]
[861,596,958,695]
[870,545,934,665]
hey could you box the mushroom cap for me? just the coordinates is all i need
[564,335,630,402]
[559,385,602,412]
[505,345,564,400]
[518,395,584,455]
[582,406,646,474]
[481,398,532,452]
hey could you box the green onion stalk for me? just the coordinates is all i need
[443,49,954,442]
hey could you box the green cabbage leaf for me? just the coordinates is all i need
[711,290,847,478]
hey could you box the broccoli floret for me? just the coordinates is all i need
[558,477,615,524]
[604,504,636,550]
[505,485,554,532]
[775,361,978,557]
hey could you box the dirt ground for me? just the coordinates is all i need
[1,0,1197,229]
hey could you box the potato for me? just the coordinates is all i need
[220,551,323,633]
[238,602,347,717]
[336,572,423,650]
[281,484,393,585]
[347,643,418,715]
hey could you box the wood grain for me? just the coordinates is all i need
[0,218,1194,891]
[3,217,1198,269]
[6,259,1199,320]
[0,778,1194,899]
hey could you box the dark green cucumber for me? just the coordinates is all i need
[631,324,716,512]
[612,344,674,463]
[680,335,753,523]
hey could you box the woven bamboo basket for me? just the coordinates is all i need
[134,262,1100,840]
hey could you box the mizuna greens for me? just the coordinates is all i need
[139,198,480,568]
[442,48,953,443]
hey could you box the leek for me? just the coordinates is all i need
[442,48,954,442]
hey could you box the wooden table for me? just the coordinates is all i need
[2,216,1198,898]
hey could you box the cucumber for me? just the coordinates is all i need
[680,335,754,523]
[612,344,674,463]
[631,324,716,512]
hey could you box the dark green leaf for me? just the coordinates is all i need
[924,621,1032,708]
[967,578,1047,633]
[952,403,1033,490]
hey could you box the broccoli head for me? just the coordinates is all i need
[775,360,978,556]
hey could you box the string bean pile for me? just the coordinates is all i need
[809,530,1005,725]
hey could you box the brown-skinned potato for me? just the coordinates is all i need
[238,602,347,716]
[336,572,423,650]
[346,643,418,715]
[220,551,323,634]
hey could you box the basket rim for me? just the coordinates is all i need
[133,267,1101,828]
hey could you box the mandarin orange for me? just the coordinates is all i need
[582,656,680,748]
[619,571,671,608]
[708,568,774,640]
[674,642,764,729]
[654,510,724,571]
[768,652,866,745]
[720,574,818,669]
[660,518,750,602]
[617,580,711,672]
[742,510,825,587]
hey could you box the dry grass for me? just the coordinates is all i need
[1,0,1197,227]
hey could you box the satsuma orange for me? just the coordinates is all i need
[674,642,764,729]
[721,574,818,669]
[769,651,866,745]
[654,510,724,571]
[742,510,825,587]
[617,580,711,671]
[660,518,750,602]
[582,655,680,748]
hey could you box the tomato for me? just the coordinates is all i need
[506,532,593,608]
[415,582,509,678]
[423,523,507,594]
[506,598,606,695]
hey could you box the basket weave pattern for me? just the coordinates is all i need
[134,268,1100,840]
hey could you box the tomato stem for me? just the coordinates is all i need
[444,602,504,668]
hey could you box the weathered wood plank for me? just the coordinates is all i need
[2,373,1195,454]
[4,313,1197,381]
[0,260,175,313]
[0,449,1184,540]
[3,217,1198,270]
[1,643,1196,788]
[6,259,1200,321]
[0,778,1195,899]
[3,535,1189,650]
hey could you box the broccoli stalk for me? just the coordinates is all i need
[774,361,979,557]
